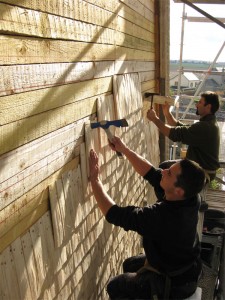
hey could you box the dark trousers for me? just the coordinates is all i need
[107,254,198,300]
[107,254,165,299]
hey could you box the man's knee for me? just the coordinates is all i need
[123,254,146,273]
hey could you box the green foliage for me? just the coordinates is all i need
[209,179,220,190]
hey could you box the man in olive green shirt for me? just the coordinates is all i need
[147,91,220,181]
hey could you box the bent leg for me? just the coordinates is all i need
[107,272,151,299]
[123,254,146,273]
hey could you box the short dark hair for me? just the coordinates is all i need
[175,159,206,198]
[201,91,220,114]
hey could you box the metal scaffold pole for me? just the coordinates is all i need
[172,4,186,160]
[177,3,186,97]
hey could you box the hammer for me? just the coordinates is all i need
[144,92,175,107]
[90,119,128,159]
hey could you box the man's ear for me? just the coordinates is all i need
[206,103,212,113]
[174,187,185,198]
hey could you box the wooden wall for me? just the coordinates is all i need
[0,1,169,299]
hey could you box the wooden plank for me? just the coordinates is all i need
[10,238,33,300]
[97,94,116,148]
[38,212,58,298]
[0,140,81,208]
[0,35,116,65]
[85,121,101,177]
[141,79,156,92]
[138,0,155,11]
[80,143,89,197]
[0,249,10,299]
[120,0,153,21]
[0,0,118,30]
[151,95,175,106]
[49,182,64,247]
[0,197,48,254]
[0,246,21,299]
[116,46,155,61]
[114,60,155,74]
[0,4,154,49]
[116,4,154,32]
[29,219,51,300]
[0,77,112,124]
[97,94,116,180]
[0,117,86,184]
[0,0,154,38]
[0,35,155,65]
[20,223,42,299]
[0,158,79,240]
[0,96,97,155]
[1,0,153,32]
[0,62,96,96]
[62,170,77,229]
[113,73,143,119]
[139,70,155,82]
[0,3,115,43]
[116,31,154,51]
[117,16,154,42]
[0,61,156,96]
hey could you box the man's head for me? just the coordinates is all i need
[196,91,220,117]
[160,159,205,200]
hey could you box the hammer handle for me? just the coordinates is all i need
[105,129,123,159]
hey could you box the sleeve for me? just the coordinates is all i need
[143,167,165,202]
[143,166,162,187]
[105,204,160,237]
[169,122,207,145]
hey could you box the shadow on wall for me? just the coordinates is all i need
[0,2,156,299]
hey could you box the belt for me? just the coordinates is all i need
[137,259,195,299]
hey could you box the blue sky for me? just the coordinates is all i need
[170,1,225,62]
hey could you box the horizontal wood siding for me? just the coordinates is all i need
[0,0,164,299]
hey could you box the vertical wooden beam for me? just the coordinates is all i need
[156,0,170,162]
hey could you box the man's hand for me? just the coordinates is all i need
[89,149,100,182]
[147,109,158,123]
[108,136,127,154]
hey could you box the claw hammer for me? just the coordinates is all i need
[90,119,128,159]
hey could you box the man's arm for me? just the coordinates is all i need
[162,102,178,126]
[109,137,152,176]
[147,109,171,137]
[89,149,115,216]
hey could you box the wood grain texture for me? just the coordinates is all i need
[0,61,156,96]
[0,158,79,249]
[0,95,98,155]
[0,35,116,65]
[0,77,112,124]
[0,35,155,65]
[1,0,154,32]
[0,117,86,184]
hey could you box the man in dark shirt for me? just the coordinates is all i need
[147,91,220,180]
[89,136,206,299]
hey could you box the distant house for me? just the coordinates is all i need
[195,67,225,93]
[208,67,225,86]
[170,72,200,90]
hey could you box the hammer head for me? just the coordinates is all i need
[90,119,128,129]
[144,92,159,109]
[144,92,159,98]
